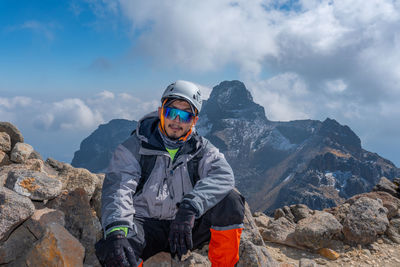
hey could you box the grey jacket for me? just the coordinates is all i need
[101,112,235,234]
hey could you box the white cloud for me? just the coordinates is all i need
[0,93,158,133]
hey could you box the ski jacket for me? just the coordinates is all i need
[101,112,235,234]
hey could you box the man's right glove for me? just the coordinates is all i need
[168,201,197,260]
[95,229,137,267]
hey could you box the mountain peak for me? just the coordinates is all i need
[202,80,267,121]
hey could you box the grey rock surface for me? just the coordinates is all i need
[386,218,400,244]
[0,122,24,148]
[47,188,102,266]
[0,186,35,241]
[10,142,33,163]
[261,216,297,247]
[346,191,400,219]
[0,151,10,167]
[24,208,65,239]
[294,211,342,250]
[372,176,399,198]
[0,132,11,152]
[5,169,62,200]
[0,223,37,265]
[343,197,389,245]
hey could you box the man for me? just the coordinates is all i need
[96,80,245,267]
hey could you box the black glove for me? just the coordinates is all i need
[169,202,196,260]
[95,230,138,267]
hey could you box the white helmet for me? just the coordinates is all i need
[161,80,202,113]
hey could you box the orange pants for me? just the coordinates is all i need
[208,228,243,267]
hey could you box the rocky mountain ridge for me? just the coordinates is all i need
[3,122,400,266]
[71,80,400,214]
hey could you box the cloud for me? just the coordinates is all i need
[0,93,158,133]
[6,20,60,40]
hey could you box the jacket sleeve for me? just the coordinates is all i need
[182,139,235,218]
[101,138,141,236]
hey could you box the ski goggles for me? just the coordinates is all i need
[164,107,195,123]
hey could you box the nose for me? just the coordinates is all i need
[172,115,181,122]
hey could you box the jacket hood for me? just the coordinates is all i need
[136,111,165,151]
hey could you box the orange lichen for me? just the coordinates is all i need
[19,177,40,192]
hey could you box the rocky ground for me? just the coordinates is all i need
[266,239,400,266]
[2,121,400,267]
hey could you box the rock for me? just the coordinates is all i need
[343,197,389,245]
[242,202,264,246]
[10,142,33,163]
[90,173,104,220]
[0,224,37,265]
[254,213,271,229]
[324,203,350,225]
[24,208,65,239]
[143,252,173,267]
[237,239,279,267]
[56,164,99,199]
[28,150,43,160]
[0,132,11,152]
[47,188,102,266]
[0,151,11,167]
[5,169,62,201]
[290,204,313,223]
[346,191,400,219]
[261,217,298,248]
[294,211,342,250]
[372,177,399,198]
[45,157,66,172]
[25,223,85,267]
[386,218,400,244]
[299,258,318,267]
[318,248,340,260]
[0,122,24,148]
[274,206,295,222]
[0,187,35,241]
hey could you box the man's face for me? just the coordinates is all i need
[158,99,198,140]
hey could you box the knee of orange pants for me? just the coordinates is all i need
[208,228,243,267]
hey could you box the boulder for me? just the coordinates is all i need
[253,212,271,229]
[0,151,11,167]
[237,239,279,267]
[343,197,389,245]
[294,211,342,250]
[260,216,297,248]
[10,142,33,163]
[49,160,99,198]
[290,204,313,223]
[346,191,400,219]
[324,203,350,225]
[386,218,400,244]
[0,187,35,241]
[47,188,102,266]
[25,223,85,267]
[242,202,264,246]
[24,208,65,239]
[0,122,24,148]
[0,224,37,265]
[0,132,11,152]
[372,177,399,198]
[91,173,105,220]
[5,169,62,201]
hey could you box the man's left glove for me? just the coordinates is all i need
[95,229,138,267]
[169,201,197,260]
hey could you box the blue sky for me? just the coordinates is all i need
[1,0,400,167]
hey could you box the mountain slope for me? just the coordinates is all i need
[71,80,400,213]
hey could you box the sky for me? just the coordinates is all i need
[1,0,399,167]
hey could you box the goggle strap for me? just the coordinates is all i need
[159,99,168,136]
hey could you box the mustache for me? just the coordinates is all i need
[167,123,183,130]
